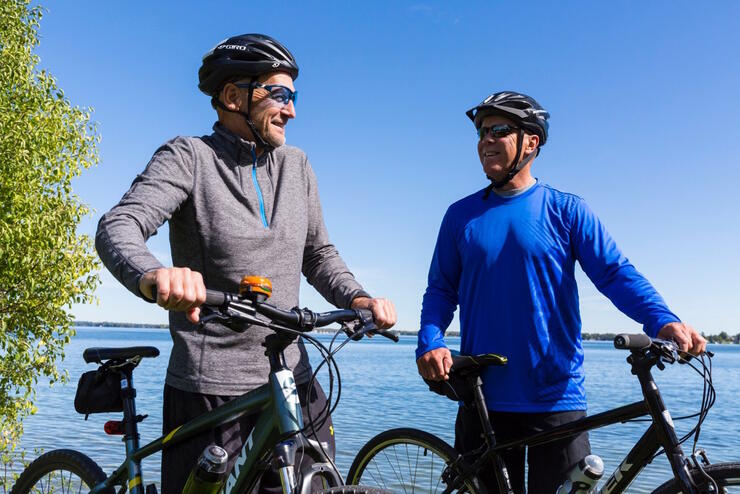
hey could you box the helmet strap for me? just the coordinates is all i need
[213,82,274,154]
[482,129,535,199]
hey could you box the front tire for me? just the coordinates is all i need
[651,462,740,493]
[347,428,483,493]
[10,449,107,494]
[319,487,394,493]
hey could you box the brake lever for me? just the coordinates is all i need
[199,306,257,331]
[341,321,365,341]
[376,329,400,343]
[650,337,678,365]
[342,320,400,343]
[199,307,230,326]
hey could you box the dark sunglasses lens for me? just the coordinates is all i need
[478,125,514,139]
[270,87,296,105]
[490,125,513,138]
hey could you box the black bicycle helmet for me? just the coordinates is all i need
[466,91,549,145]
[467,91,550,196]
[198,33,299,96]
[198,34,299,152]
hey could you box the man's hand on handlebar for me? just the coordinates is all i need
[350,296,397,330]
[139,267,207,324]
[657,321,707,355]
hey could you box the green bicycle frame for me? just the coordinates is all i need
[90,361,324,494]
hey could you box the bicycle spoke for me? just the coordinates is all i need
[385,447,409,494]
[22,468,93,494]
[411,443,421,492]
[366,443,452,493]
[404,443,415,493]
[366,460,387,488]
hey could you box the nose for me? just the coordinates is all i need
[282,100,296,119]
[479,133,497,146]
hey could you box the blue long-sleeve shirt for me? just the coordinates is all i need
[417,181,679,412]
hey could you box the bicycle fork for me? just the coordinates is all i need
[272,438,343,494]
[274,441,298,493]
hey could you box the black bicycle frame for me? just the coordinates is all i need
[452,349,699,494]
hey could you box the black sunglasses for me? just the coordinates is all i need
[477,124,518,140]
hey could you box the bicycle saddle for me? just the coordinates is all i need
[424,352,507,403]
[83,346,160,364]
[449,352,508,376]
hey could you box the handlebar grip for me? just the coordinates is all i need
[614,333,652,350]
[205,289,227,306]
[358,309,373,321]
[149,284,227,307]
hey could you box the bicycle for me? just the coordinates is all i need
[346,333,740,493]
[11,276,398,494]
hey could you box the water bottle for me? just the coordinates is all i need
[182,444,229,494]
[556,454,604,494]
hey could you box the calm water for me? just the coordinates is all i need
[13,327,740,492]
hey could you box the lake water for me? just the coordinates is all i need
[12,327,740,492]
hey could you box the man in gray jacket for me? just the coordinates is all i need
[96,33,396,493]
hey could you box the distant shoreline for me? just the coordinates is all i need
[74,322,739,344]
[76,321,170,329]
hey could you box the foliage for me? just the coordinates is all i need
[704,331,739,344]
[0,0,100,457]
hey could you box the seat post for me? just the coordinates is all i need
[471,376,495,444]
[120,367,141,455]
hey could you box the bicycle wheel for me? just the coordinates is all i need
[319,487,394,493]
[10,449,108,494]
[651,462,740,493]
[347,428,483,493]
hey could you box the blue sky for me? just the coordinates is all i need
[35,1,739,333]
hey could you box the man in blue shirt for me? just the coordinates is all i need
[416,91,706,492]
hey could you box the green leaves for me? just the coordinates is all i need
[0,0,100,456]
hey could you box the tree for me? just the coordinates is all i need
[0,0,100,456]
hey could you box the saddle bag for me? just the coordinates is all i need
[74,365,123,415]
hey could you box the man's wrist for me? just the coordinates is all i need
[137,271,157,302]
[350,296,371,310]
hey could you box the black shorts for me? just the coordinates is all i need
[161,380,334,494]
[455,405,590,493]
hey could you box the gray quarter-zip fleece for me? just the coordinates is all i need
[96,123,370,395]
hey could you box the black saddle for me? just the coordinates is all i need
[83,346,160,364]
[449,353,507,376]
[424,352,507,403]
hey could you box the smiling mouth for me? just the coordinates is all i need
[483,151,500,157]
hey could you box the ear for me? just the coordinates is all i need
[220,82,243,111]
[524,133,540,154]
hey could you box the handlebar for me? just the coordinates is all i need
[613,333,713,362]
[202,288,399,342]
